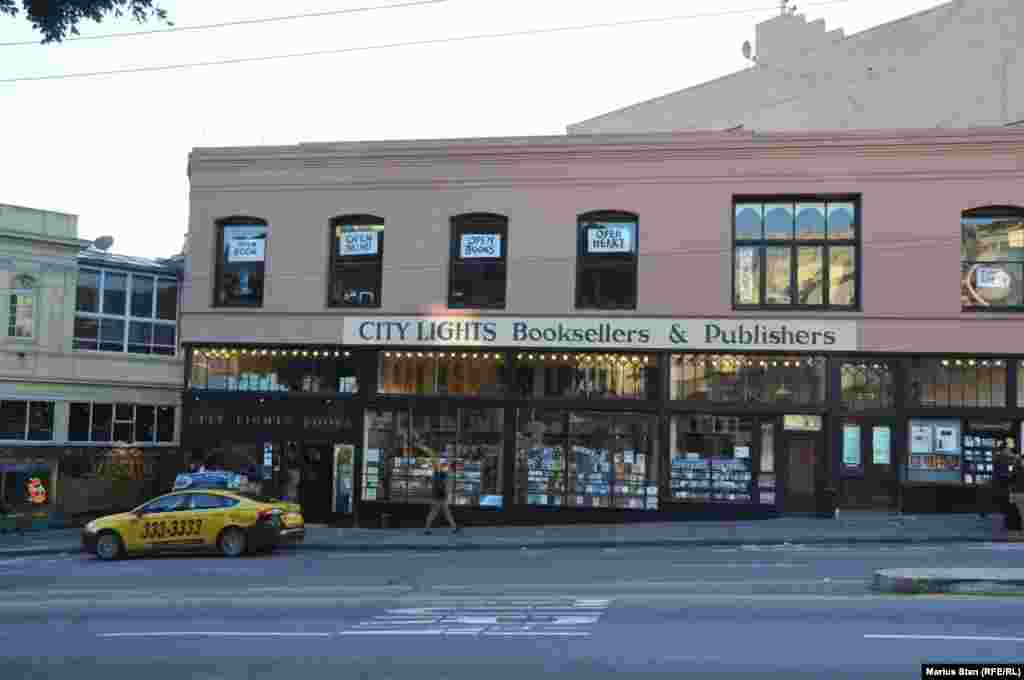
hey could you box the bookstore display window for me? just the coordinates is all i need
[215,219,267,307]
[961,205,1024,310]
[961,420,1016,487]
[362,406,503,507]
[515,409,659,509]
[907,418,962,483]
[190,347,363,394]
[670,415,755,503]
[840,362,895,410]
[378,351,505,396]
[758,422,776,505]
[513,352,657,400]
[908,358,1006,408]
[671,354,826,405]
[329,216,384,308]
[449,213,508,309]
[575,211,638,310]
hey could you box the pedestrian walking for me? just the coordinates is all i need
[994,448,1022,532]
[424,458,459,535]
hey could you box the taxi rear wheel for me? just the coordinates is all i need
[218,527,247,558]
[95,531,124,561]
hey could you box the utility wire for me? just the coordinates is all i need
[1,0,855,84]
[0,0,450,47]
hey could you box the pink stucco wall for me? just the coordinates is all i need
[184,127,1024,355]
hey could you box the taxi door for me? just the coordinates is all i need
[132,493,195,552]
[187,493,232,548]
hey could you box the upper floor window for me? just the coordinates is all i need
[961,206,1024,310]
[68,402,176,443]
[449,213,507,309]
[329,216,384,307]
[8,275,35,339]
[0,400,54,441]
[576,211,638,310]
[74,268,178,355]
[216,218,267,307]
[734,198,859,309]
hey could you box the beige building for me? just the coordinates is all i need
[0,204,183,524]
[568,0,1024,134]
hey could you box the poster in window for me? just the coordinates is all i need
[737,248,756,302]
[734,446,750,459]
[586,223,634,254]
[872,427,892,465]
[976,265,1012,289]
[227,238,265,263]
[910,423,933,454]
[935,423,960,454]
[459,233,502,259]
[842,425,861,467]
[339,230,379,257]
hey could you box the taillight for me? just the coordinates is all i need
[257,509,280,523]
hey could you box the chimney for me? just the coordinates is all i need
[755,11,844,66]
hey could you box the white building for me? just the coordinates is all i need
[568,0,1024,134]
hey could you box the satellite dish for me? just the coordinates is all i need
[93,235,114,251]
[742,41,753,61]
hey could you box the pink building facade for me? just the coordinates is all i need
[182,127,1024,524]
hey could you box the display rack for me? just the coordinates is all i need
[671,457,712,502]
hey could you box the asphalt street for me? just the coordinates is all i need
[2,542,1023,679]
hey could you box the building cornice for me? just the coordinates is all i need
[188,127,1024,173]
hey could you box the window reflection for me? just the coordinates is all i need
[513,352,657,400]
[765,246,791,304]
[796,203,826,240]
[671,354,826,405]
[764,203,794,239]
[797,246,823,305]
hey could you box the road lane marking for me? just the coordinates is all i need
[98,632,332,638]
[864,634,1024,643]
[671,562,809,568]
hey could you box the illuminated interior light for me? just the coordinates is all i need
[516,354,523,360]
[968,360,976,366]
[528,354,535,360]
[385,352,391,358]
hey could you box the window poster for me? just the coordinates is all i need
[975,265,1012,289]
[842,425,861,468]
[734,446,750,459]
[586,222,634,254]
[872,427,892,465]
[459,233,501,259]
[910,423,933,454]
[339,229,380,257]
[227,237,265,262]
[935,422,960,454]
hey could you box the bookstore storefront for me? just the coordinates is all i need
[183,317,1024,526]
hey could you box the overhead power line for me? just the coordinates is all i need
[0,0,450,47]
[1,0,854,84]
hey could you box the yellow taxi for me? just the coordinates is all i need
[81,485,305,560]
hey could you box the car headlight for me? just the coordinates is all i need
[84,521,98,533]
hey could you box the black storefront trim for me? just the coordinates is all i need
[181,344,1024,525]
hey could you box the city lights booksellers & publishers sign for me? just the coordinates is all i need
[343,316,859,351]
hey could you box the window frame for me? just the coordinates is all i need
[961,205,1024,312]
[213,216,268,309]
[732,196,861,311]
[327,214,385,309]
[0,400,55,441]
[66,402,177,444]
[448,213,509,310]
[575,210,639,311]
[8,288,35,340]
[74,266,178,355]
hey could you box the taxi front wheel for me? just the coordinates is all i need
[96,531,124,561]
[218,527,247,558]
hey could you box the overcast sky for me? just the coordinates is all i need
[0,0,944,259]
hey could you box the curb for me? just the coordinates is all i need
[1,534,1006,558]
[873,569,1024,595]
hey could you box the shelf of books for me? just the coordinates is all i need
[524,446,567,506]
[671,457,712,502]
[612,450,658,510]
[570,446,612,509]
[671,457,753,503]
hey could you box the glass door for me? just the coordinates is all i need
[778,432,824,514]
[839,417,897,510]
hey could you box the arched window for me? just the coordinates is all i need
[576,211,638,310]
[215,217,267,307]
[329,215,384,308]
[961,205,1024,310]
[733,197,859,309]
[449,213,508,309]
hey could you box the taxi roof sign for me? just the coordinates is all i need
[173,471,243,491]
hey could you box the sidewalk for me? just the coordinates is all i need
[0,512,1013,558]
[874,567,1024,595]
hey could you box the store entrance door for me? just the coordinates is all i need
[299,442,333,523]
[839,418,898,510]
[778,434,823,514]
